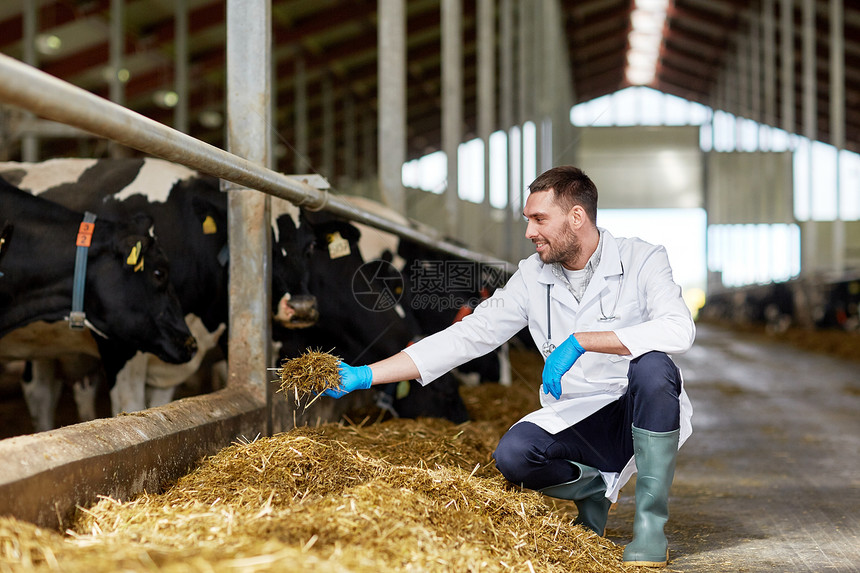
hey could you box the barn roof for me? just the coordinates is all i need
[0,0,858,173]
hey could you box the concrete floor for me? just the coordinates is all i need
[604,323,860,572]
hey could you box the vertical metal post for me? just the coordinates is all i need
[22,0,39,162]
[830,0,845,273]
[294,55,307,174]
[532,1,543,172]
[829,0,845,150]
[537,1,552,173]
[717,68,727,115]
[517,0,530,260]
[727,48,741,149]
[322,74,335,181]
[109,0,125,157]
[517,0,529,251]
[763,0,777,136]
[225,0,271,431]
[545,1,556,173]
[109,0,125,107]
[501,0,514,263]
[517,0,527,128]
[343,91,356,186]
[737,36,749,120]
[478,0,495,248]
[362,102,375,191]
[442,0,462,237]
[780,0,794,133]
[802,0,816,275]
[549,0,573,167]
[710,77,719,150]
[377,0,407,213]
[802,0,816,141]
[269,54,277,171]
[22,1,38,81]
[750,13,762,125]
[174,0,189,133]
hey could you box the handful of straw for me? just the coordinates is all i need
[276,348,344,408]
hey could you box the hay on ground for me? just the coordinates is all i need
[0,347,639,573]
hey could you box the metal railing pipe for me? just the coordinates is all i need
[0,54,512,269]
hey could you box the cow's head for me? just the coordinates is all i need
[147,176,231,337]
[271,201,319,329]
[85,213,196,364]
[276,209,415,365]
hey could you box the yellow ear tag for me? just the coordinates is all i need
[326,231,351,259]
[127,241,141,266]
[202,215,217,235]
[134,258,144,272]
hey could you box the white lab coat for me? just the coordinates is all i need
[403,230,695,501]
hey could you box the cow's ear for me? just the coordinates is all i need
[115,233,153,272]
[312,220,360,245]
[128,213,155,236]
[300,208,328,227]
[330,221,361,244]
[191,196,225,236]
[275,213,298,240]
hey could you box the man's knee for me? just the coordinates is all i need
[629,352,681,398]
[494,423,555,486]
[493,430,532,485]
[633,351,675,374]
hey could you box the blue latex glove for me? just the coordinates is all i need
[323,362,372,398]
[541,334,585,400]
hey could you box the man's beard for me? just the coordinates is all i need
[537,224,581,266]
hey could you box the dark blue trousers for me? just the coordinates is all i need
[493,351,682,491]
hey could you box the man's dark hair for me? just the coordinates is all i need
[528,166,598,225]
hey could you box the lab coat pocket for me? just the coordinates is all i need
[585,354,630,388]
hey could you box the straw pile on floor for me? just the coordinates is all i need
[0,347,633,572]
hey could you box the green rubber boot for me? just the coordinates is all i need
[622,426,680,568]
[539,461,611,536]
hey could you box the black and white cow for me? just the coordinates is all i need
[0,158,317,428]
[396,234,514,385]
[275,209,414,364]
[0,177,196,430]
[342,196,513,387]
[274,207,471,424]
[700,276,860,334]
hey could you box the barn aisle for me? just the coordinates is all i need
[605,323,860,572]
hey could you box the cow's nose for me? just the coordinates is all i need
[289,294,318,316]
[277,294,319,328]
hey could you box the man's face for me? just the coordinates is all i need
[523,189,581,267]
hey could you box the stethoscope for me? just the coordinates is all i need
[598,262,624,322]
[541,263,624,358]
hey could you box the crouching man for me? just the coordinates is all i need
[324,166,695,567]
